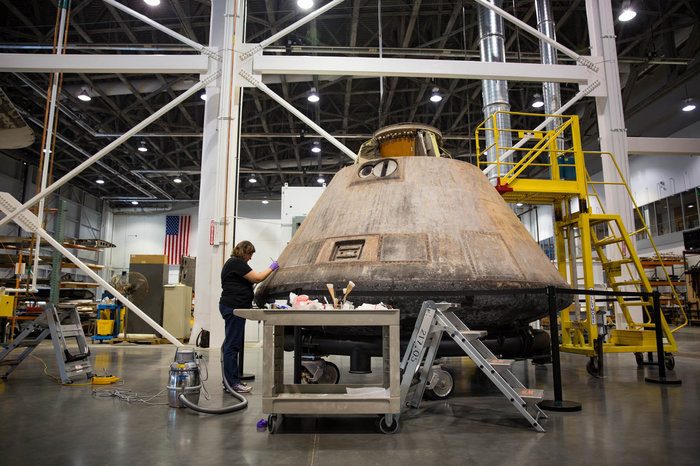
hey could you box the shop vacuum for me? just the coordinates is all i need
[167,347,248,414]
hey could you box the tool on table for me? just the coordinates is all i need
[341,281,355,305]
[326,283,338,308]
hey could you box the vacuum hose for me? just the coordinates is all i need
[178,349,248,414]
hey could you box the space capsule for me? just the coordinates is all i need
[255,123,571,334]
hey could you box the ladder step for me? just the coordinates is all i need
[60,325,82,332]
[487,358,515,371]
[459,330,487,341]
[621,301,652,307]
[17,339,43,347]
[609,280,642,287]
[518,388,544,402]
[602,258,634,269]
[0,359,21,366]
[594,236,625,247]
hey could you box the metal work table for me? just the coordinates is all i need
[234,308,401,433]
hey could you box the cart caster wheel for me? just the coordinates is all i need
[267,414,280,434]
[318,361,340,384]
[634,352,644,367]
[664,353,675,371]
[378,415,399,434]
[425,366,454,400]
[586,357,600,377]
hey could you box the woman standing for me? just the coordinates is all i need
[220,240,278,393]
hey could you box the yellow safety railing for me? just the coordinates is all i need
[583,151,688,331]
[475,111,584,192]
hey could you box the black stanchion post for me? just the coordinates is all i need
[538,286,582,412]
[645,291,681,385]
[293,326,302,384]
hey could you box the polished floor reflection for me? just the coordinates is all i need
[1,328,699,465]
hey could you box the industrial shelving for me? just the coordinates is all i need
[641,257,687,326]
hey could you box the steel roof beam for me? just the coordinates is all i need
[0,53,209,74]
[253,55,593,85]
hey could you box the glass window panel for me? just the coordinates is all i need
[668,193,684,233]
[634,205,649,240]
[654,199,669,236]
[683,189,699,230]
[647,202,657,237]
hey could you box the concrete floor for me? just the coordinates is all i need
[1,328,699,466]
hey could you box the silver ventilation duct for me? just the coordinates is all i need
[478,0,512,181]
[535,0,563,131]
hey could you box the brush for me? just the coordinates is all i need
[326,283,338,309]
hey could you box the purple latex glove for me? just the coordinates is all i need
[269,260,279,271]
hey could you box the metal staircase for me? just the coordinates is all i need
[475,111,684,373]
[0,305,94,384]
[399,301,547,432]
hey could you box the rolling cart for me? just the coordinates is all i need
[92,303,123,342]
[234,308,401,433]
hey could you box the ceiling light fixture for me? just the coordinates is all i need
[200,92,207,101]
[262,199,270,205]
[77,87,91,102]
[311,142,321,153]
[682,98,696,112]
[96,179,105,185]
[618,5,637,22]
[516,202,524,207]
[173,177,182,184]
[248,175,257,184]
[131,200,139,205]
[137,141,148,152]
[144,0,161,6]
[430,87,443,103]
[307,87,320,103]
[297,0,314,10]
[531,93,545,109]
[317,176,326,184]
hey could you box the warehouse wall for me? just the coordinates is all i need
[108,206,199,284]
[629,155,700,206]
[108,201,283,343]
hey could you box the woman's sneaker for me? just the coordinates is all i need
[232,383,252,394]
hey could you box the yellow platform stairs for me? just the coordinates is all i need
[475,111,687,375]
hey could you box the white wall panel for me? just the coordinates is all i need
[108,206,198,284]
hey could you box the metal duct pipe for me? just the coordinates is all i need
[110,206,173,214]
[478,0,512,181]
[535,0,563,130]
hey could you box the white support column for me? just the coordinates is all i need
[192,0,245,349]
[586,1,634,232]
[586,0,637,326]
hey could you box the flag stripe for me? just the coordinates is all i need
[164,215,191,265]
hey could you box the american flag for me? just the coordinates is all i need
[164,215,191,265]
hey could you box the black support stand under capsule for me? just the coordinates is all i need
[644,291,681,385]
[538,286,582,412]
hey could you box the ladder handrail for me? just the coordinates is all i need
[583,151,688,331]
[475,110,577,178]
[501,119,574,185]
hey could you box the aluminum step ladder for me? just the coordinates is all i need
[0,305,94,384]
[399,301,547,432]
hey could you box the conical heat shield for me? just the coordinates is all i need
[255,156,571,330]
